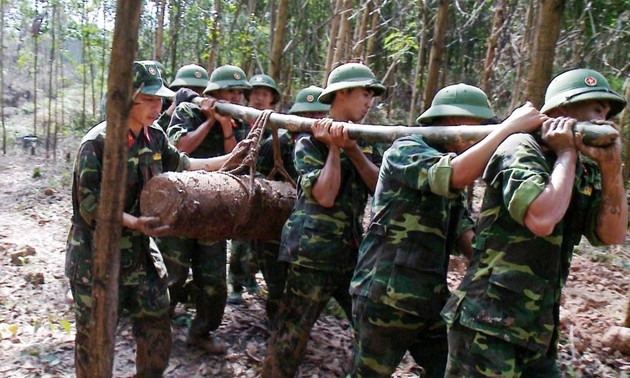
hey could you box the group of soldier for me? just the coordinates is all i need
[65,56,627,378]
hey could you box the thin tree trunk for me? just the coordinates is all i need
[364,0,381,65]
[352,0,371,61]
[81,0,87,129]
[408,0,428,124]
[100,1,108,121]
[422,0,449,110]
[207,0,220,72]
[88,0,142,376]
[332,0,352,69]
[510,1,536,110]
[169,0,181,76]
[620,78,630,184]
[324,0,343,86]
[525,0,566,109]
[33,1,40,138]
[478,0,506,96]
[1,0,4,155]
[155,0,166,62]
[46,1,56,158]
[268,0,289,81]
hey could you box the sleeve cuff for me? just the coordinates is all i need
[508,177,545,225]
[428,154,457,198]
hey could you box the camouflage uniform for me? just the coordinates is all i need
[262,134,376,377]
[349,135,473,378]
[441,133,604,377]
[249,129,298,323]
[158,102,246,338]
[66,121,189,377]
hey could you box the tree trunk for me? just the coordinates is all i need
[81,0,87,130]
[32,1,40,138]
[46,1,56,158]
[169,0,182,76]
[408,0,428,124]
[0,0,4,155]
[324,0,343,86]
[268,0,289,81]
[141,172,295,240]
[510,1,536,110]
[620,78,630,184]
[332,0,352,68]
[352,0,371,61]
[207,0,220,72]
[524,0,566,109]
[478,0,506,96]
[364,0,381,65]
[155,0,166,62]
[88,0,142,376]
[422,0,449,110]
[100,1,108,121]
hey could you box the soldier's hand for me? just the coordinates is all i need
[312,118,334,145]
[541,117,577,155]
[329,123,357,150]
[174,88,199,106]
[135,216,171,238]
[575,119,622,166]
[502,101,546,134]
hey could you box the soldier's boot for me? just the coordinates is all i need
[186,332,228,354]
[133,315,172,378]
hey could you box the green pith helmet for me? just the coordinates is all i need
[170,64,210,89]
[318,63,386,104]
[203,65,252,94]
[416,83,495,124]
[540,68,626,118]
[246,74,281,104]
[133,60,175,98]
[289,86,331,114]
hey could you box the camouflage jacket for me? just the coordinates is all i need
[256,129,298,181]
[166,102,248,158]
[65,122,189,286]
[442,133,603,353]
[278,134,378,272]
[350,135,473,317]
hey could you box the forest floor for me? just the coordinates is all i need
[0,147,629,377]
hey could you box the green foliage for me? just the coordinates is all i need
[32,167,42,179]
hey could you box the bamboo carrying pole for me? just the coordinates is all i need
[199,99,619,147]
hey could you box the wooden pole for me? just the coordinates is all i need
[201,100,619,147]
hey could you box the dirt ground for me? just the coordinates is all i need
[0,151,628,377]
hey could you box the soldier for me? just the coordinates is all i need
[65,60,231,377]
[262,63,385,377]
[254,85,331,325]
[228,73,282,306]
[441,69,627,377]
[349,84,546,377]
[155,63,210,130]
[157,64,251,354]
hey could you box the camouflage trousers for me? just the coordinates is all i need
[351,295,447,378]
[254,240,288,326]
[70,262,172,378]
[262,264,353,378]
[445,322,561,378]
[157,237,227,337]
[229,239,258,293]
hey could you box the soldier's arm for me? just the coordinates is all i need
[311,119,342,208]
[175,117,216,154]
[330,123,378,192]
[523,118,577,236]
[575,128,628,244]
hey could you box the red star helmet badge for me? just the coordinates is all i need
[148,67,157,75]
[306,95,314,102]
[234,73,241,80]
[584,76,597,86]
[194,71,202,78]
